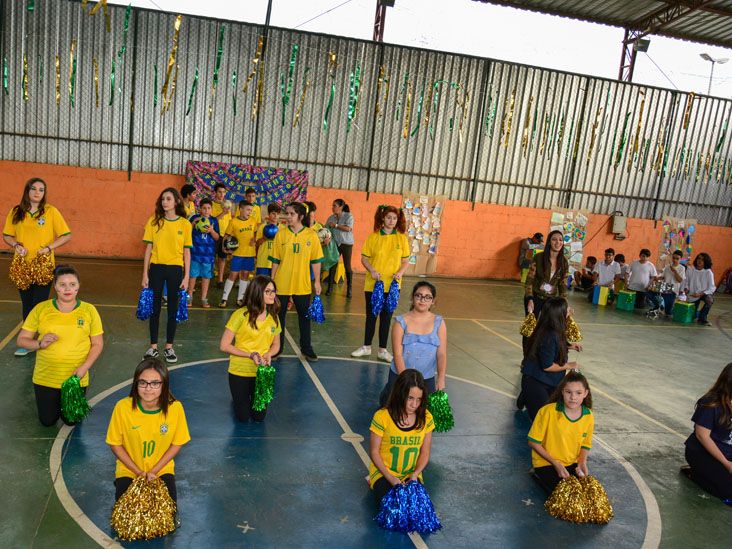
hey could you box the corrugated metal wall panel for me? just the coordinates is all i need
[0,0,730,225]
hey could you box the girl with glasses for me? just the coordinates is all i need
[378,281,447,407]
[219,275,281,422]
[106,358,190,512]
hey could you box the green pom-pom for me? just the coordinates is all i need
[252,365,276,412]
[428,390,454,433]
[60,375,91,424]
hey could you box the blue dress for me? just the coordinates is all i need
[389,314,443,380]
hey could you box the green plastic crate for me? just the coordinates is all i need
[615,290,636,311]
[673,301,695,324]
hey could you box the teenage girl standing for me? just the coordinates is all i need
[141,188,192,364]
[351,205,409,362]
[325,198,355,298]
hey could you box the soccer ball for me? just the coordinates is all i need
[223,236,239,252]
[195,219,211,233]
[317,227,331,243]
[263,224,279,240]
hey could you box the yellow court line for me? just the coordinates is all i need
[471,319,522,348]
[0,321,22,351]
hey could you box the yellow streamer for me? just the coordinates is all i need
[653,120,666,172]
[161,15,182,115]
[68,40,76,101]
[502,89,516,147]
[457,89,470,143]
[521,96,534,156]
[292,70,311,128]
[682,92,695,130]
[22,54,29,102]
[81,0,88,13]
[55,55,60,105]
[242,36,264,93]
[627,90,646,171]
[586,106,603,164]
[93,58,99,107]
[89,0,111,33]
[252,56,264,120]
[375,65,386,118]
[163,65,179,115]
[402,79,412,139]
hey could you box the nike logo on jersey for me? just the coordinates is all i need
[131,425,141,430]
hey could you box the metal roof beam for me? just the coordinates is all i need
[659,0,732,18]
[624,0,717,42]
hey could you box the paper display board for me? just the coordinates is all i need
[401,193,445,276]
[658,216,696,270]
[549,207,591,275]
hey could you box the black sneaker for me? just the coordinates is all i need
[302,349,318,362]
[698,320,712,326]
[144,347,159,359]
[163,348,178,363]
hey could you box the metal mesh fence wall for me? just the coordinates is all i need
[0,0,730,226]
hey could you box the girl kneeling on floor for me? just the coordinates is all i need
[528,371,594,494]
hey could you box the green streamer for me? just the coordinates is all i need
[323,80,335,131]
[346,61,361,132]
[395,72,408,121]
[252,365,276,411]
[2,58,8,95]
[60,375,91,424]
[614,111,631,168]
[108,60,115,106]
[280,44,298,126]
[410,78,426,137]
[70,58,77,107]
[153,64,158,106]
[213,25,226,87]
[27,1,35,12]
[117,4,132,60]
[565,116,574,158]
[715,120,728,153]
[231,70,237,116]
[186,67,199,115]
[640,139,652,172]
[427,390,454,433]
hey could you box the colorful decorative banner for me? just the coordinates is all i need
[185,161,308,207]
[659,216,696,265]
[401,192,444,276]
[548,208,590,276]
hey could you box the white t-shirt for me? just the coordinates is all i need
[627,260,657,291]
[685,268,716,301]
[593,260,621,286]
[662,264,686,295]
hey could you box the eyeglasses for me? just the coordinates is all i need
[413,293,434,302]
[264,289,276,295]
[137,380,163,389]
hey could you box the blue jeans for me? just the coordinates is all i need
[661,292,677,315]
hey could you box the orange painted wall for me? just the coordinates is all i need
[2,160,731,280]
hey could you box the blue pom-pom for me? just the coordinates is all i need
[375,481,441,534]
[386,280,400,313]
[176,289,189,323]
[371,280,385,316]
[136,288,154,321]
[307,295,325,324]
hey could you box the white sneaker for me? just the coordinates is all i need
[377,349,393,362]
[351,345,371,357]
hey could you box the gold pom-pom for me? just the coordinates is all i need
[519,313,537,337]
[111,477,177,541]
[545,475,613,524]
[9,254,32,290]
[29,253,55,286]
[565,316,583,342]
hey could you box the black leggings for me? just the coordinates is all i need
[20,283,52,320]
[34,383,87,427]
[148,263,183,345]
[685,440,732,499]
[534,464,579,494]
[372,476,393,506]
[114,474,177,502]
[521,374,556,423]
[337,244,353,274]
[364,291,394,348]
[228,374,268,422]
[277,294,313,353]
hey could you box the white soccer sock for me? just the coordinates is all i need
[222,279,235,300]
[237,280,249,301]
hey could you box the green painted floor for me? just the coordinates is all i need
[1,255,730,548]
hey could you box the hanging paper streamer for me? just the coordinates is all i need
[186,67,199,115]
[242,36,263,93]
[209,25,226,120]
[545,475,614,524]
[371,280,385,316]
[628,90,646,171]
[55,55,60,105]
[81,0,89,13]
[27,0,35,11]
[374,65,389,119]
[501,89,516,147]
[69,40,77,107]
[160,15,182,114]
[252,365,276,411]
[9,254,32,290]
[401,79,412,138]
[22,55,29,102]
[3,57,8,95]
[60,375,92,424]
[323,51,337,130]
[613,111,631,168]
[386,280,400,313]
[519,313,537,337]
[110,476,177,541]
[153,64,158,106]
[279,44,299,126]
[292,67,310,128]
[374,481,442,534]
[427,390,454,432]
[136,288,154,321]
[231,70,237,116]
[395,72,408,122]
[484,89,499,139]
[117,4,132,60]
[682,92,695,130]
[521,96,534,156]
[89,0,112,33]
[307,295,325,324]
[565,316,583,342]
[108,61,116,106]
[410,78,426,137]
[586,105,604,164]
[93,58,100,107]
[347,61,362,132]
[176,289,189,323]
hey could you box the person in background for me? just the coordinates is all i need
[615,253,629,292]
[627,249,659,310]
[518,233,544,270]
[524,230,568,320]
[180,184,198,219]
[187,198,220,308]
[589,248,621,304]
[660,250,685,318]
[325,199,355,298]
[255,203,282,278]
[684,252,716,327]
[573,256,597,292]
[244,187,262,227]
[212,184,233,289]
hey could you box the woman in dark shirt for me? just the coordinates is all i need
[684,362,732,500]
[517,297,582,421]
[524,230,569,317]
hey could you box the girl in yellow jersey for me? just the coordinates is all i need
[3,178,72,357]
[17,265,104,426]
[106,358,190,505]
[351,205,409,363]
[369,369,435,505]
[219,275,281,422]
[269,203,324,361]
[141,188,192,364]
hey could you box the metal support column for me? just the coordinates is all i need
[469,58,491,208]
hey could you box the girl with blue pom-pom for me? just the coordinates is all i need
[351,205,409,363]
[369,369,435,505]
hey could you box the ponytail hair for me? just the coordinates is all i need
[334,198,350,213]
[374,205,406,233]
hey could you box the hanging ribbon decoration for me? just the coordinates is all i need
[167,64,179,113]
[108,61,116,106]
[613,111,631,168]
[455,87,470,143]
[540,113,550,155]
[347,61,361,132]
[555,111,566,156]
[292,67,311,128]
[81,0,89,13]
[22,55,29,102]
[501,88,516,147]
[160,15,182,115]
[426,80,451,139]
[402,79,412,138]
[93,58,100,107]
[252,45,266,121]
[117,4,132,59]
[68,40,77,107]
[55,55,60,105]
[231,70,237,116]
[242,36,263,93]
[209,25,226,120]
[682,92,695,130]
[653,119,667,173]
[89,0,111,33]
[521,96,534,156]
[153,64,158,106]
[410,78,426,137]
[323,51,337,131]
[186,67,199,116]
[374,65,389,120]
[395,72,408,122]
[585,105,603,164]
[27,1,34,11]
[280,44,299,126]
[485,90,499,139]
[627,90,646,171]
[2,58,8,95]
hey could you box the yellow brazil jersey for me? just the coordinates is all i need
[225,308,282,377]
[251,204,262,226]
[368,408,434,486]
[183,200,196,218]
[211,202,232,235]
[22,299,103,389]
[106,397,191,479]
[255,223,277,270]
[361,230,410,293]
[142,216,193,267]
[269,226,324,295]
[226,216,258,257]
[528,402,594,468]
[3,205,71,264]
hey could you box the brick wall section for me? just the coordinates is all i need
[2,160,731,280]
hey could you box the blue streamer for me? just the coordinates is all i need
[176,289,189,323]
[386,280,400,313]
[307,295,325,324]
[135,288,154,320]
[371,280,385,316]
[374,481,442,534]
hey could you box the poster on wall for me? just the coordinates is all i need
[185,161,308,207]
[658,216,696,269]
[401,193,445,276]
[548,207,591,276]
